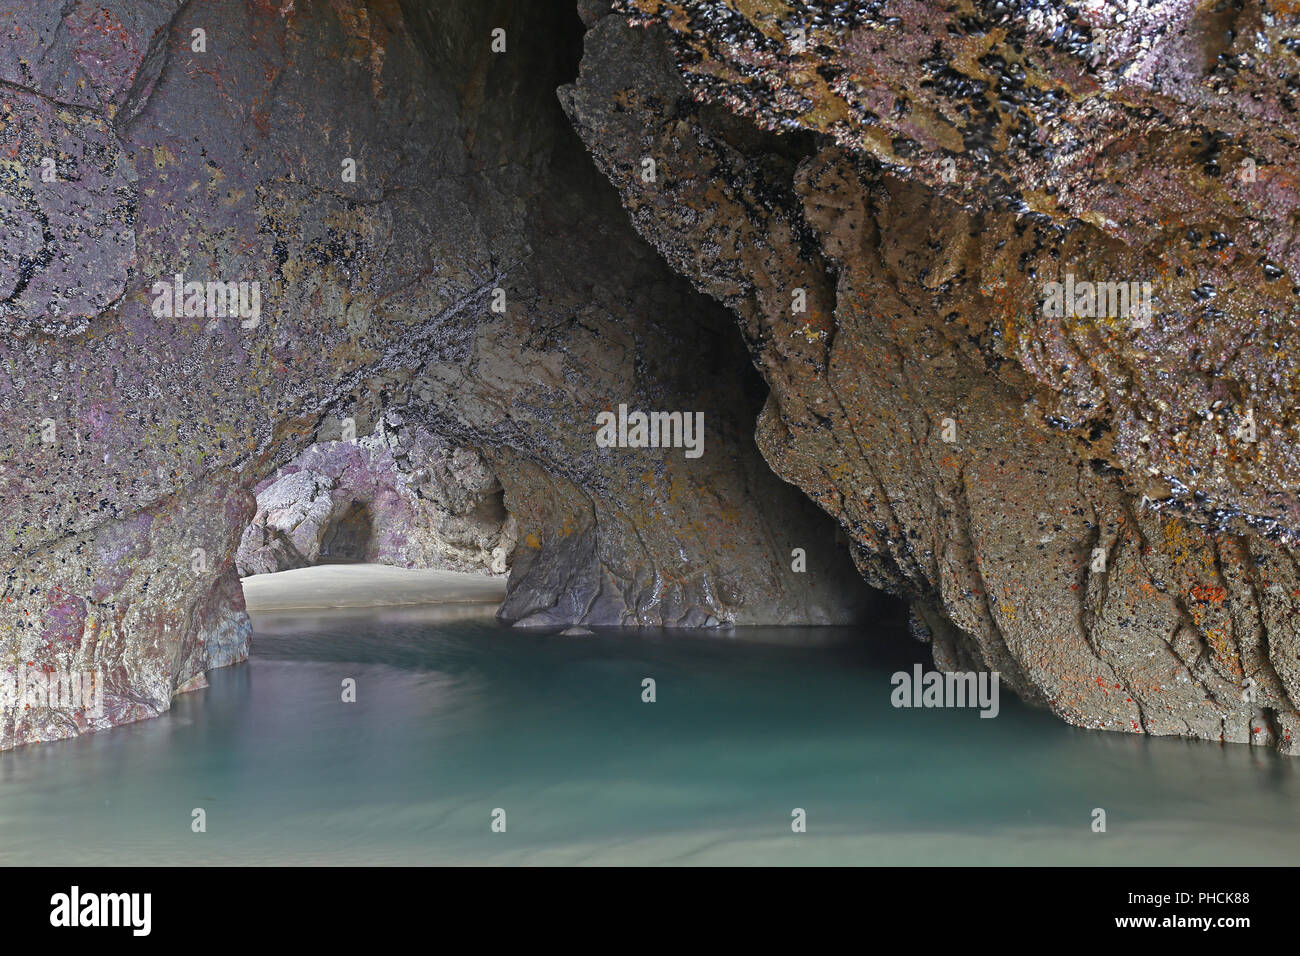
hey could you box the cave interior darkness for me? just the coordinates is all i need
[228,0,898,634]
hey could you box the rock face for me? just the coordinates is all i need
[7,0,1297,756]
[236,420,515,576]
[0,0,871,750]
[561,1,1300,751]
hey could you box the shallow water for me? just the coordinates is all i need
[1,604,1297,865]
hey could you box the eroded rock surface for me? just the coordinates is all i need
[236,419,516,576]
[0,0,871,750]
[11,0,1289,757]
[562,1,1300,750]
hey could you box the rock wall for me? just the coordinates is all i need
[9,0,1292,756]
[561,1,1300,751]
[0,0,872,750]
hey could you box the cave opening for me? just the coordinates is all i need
[317,500,374,564]
[234,414,518,619]
[233,0,893,634]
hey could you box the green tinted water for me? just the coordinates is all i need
[1,604,1296,865]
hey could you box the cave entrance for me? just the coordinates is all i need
[317,500,373,564]
[234,422,517,617]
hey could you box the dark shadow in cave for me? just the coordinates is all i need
[317,500,374,564]
[389,0,907,640]
[226,0,910,644]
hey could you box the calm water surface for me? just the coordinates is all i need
[1,604,1297,865]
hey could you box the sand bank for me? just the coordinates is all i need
[240,564,506,612]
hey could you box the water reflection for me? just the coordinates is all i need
[0,607,1295,865]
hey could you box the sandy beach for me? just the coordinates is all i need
[240,564,507,612]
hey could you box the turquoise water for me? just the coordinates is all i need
[2,603,1298,865]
